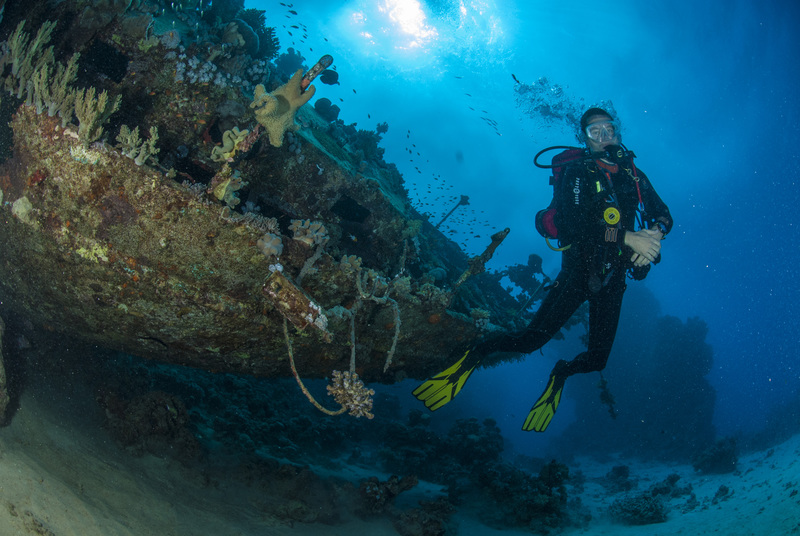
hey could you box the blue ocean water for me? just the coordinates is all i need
[250,0,800,445]
[1,1,799,533]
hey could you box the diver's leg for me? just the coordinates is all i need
[557,273,626,377]
[479,268,588,356]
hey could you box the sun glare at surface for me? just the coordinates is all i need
[336,0,509,74]
[380,0,439,48]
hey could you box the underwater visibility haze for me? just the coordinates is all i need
[0,0,798,534]
[264,0,800,439]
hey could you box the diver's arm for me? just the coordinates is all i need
[638,170,673,235]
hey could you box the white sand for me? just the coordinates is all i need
[1,385,798,536]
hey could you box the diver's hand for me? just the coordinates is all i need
[624,229,662,266]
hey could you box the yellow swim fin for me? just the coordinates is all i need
[522,372,565,432]
[412,348,479,411]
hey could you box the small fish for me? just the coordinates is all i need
[319,69,339,85]
[291,25,299,29]
[352,88,357,94]
[289,10,298,15]
[512,73,521,84]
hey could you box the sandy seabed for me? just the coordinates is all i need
[0,381,798,536]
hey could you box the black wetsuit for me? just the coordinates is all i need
[478,150,673,379]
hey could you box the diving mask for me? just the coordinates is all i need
[585,120,619,142]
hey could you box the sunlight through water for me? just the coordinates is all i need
[338,0,508,74]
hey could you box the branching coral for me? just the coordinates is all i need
[608,494,667,525]
[28,52,80,123]
[1,20,78,127]
[282,319,374,419]
[117,125,160,166]
[278,251,408,419]
[74,86,122,145]
[2,20,56,99]
[339,254,363,274]
[251,69,314,147]
[327,370,375,419]
[237,8,281,59]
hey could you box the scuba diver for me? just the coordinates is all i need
[413,107,673,432]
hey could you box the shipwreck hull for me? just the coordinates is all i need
[0,106,490,382]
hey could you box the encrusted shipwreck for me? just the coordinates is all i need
[0,7,519,401]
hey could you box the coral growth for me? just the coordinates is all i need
[267,274,330,335]
[97,390,201,459]
[608,494,667,525]
[251,69,315,147]
[274,47,306,79]
[74,86,122,145]
[2,20,57,99]
[692,437,738,474]
[256,233,283,258]
[236,8,281,59]
[210,126,249,162]
[207,164,246,209]
[359,475,418,515]
[0,0,523,400]
[116,125,160,166]
[393,499,455,536]
[289,219,329,247]
[1,21,80,127]
[603,465,635,493]
[0,318,9,423]
[327,370,375,419]
[11,196,36,226]
[313,97,340,122]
